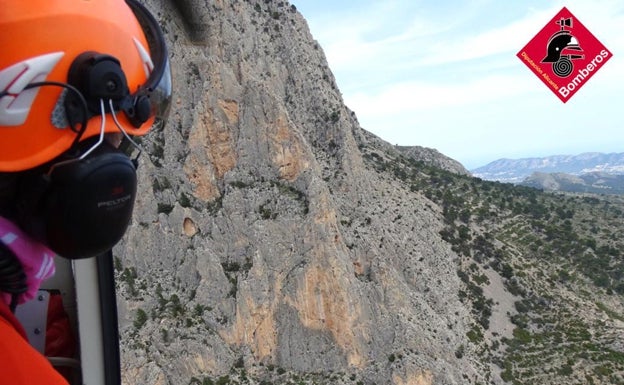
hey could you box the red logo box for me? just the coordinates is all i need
[517,7,612,103]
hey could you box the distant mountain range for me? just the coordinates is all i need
[471,152,624,183]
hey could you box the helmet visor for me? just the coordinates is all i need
[126,0,172,131]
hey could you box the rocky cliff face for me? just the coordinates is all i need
[113,1,486,384]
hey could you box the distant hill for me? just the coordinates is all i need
[471,152,624,183]
[520,171,624,195]
[395,145,470,176]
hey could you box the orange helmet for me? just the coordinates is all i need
[0,0,171,172]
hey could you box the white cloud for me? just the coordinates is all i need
[314,3,558,71]
[347,73,535,116]
[295,0,624,168]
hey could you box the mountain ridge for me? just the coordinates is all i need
[471,152,624,183]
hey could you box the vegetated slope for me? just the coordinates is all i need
[111,1,624,385]
[364,136,624,385]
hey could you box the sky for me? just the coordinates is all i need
[290,0,624,170]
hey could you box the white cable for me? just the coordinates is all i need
[47,99,107,175]
[108,99,144,158]
[77,99,106,160]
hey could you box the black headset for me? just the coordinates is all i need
[16,140,139,259]
[13,0,169,260]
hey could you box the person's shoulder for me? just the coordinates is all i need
[0,308,69,385]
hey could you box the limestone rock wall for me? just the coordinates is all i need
[114,1,487,384]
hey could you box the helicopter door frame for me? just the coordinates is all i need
[73,251,121,385]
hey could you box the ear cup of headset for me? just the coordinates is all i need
[17,142,137,259]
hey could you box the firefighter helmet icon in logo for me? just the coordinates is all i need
[541,17,583,78]
[517,7,612,103]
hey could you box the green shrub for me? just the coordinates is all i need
[134,308,148,330]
